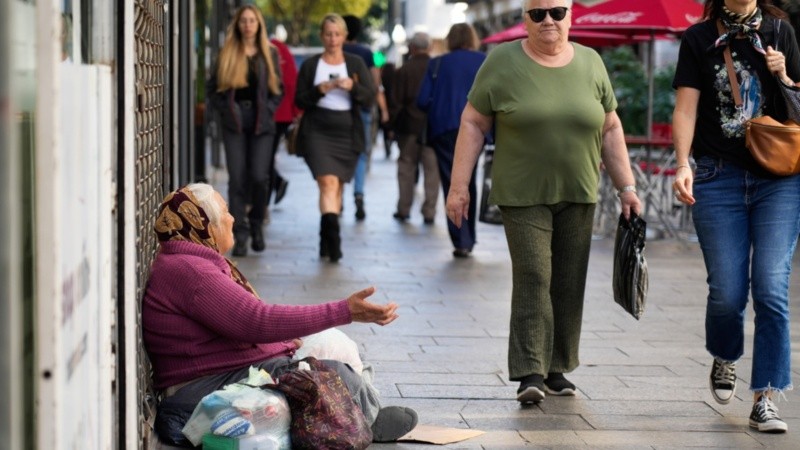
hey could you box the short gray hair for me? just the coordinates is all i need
[408,32,431,50]
[185,183,222,227]
[521,0,573,16]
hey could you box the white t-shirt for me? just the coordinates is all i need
[315,60,350,111]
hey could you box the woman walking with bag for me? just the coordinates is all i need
[417,23,486,258]
[207,5,283,257]
[672,0,800,433]
[294,14,376,262]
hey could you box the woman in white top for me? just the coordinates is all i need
[295,13,376,263]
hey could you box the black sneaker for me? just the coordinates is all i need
[709,357,736,404]
[749,396,788,433]
[544,373,576,396]
[516,374,545,404]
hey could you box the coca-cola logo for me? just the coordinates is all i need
[575,12,644,25]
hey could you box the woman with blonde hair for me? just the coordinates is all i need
[294,14,376,262]
[207,5,283,257]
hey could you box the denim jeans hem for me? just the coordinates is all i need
[751,383,793,395]
[707,351,738,364]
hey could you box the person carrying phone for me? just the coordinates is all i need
[294,13,376,262]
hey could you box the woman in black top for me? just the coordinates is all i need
[207,5,283,257]
[672,0,800,433]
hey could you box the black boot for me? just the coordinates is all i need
[322,213,342,262]
[232,237,248,257]
[354,194,366,221]
[250,222,265,252]
[319,216,330,258]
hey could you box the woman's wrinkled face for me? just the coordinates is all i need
[238,9,260,41]
[525,0,572,44]
[211,192,235,255]
[321,21,346,51]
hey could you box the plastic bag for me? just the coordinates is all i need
[612,212,648,320]
[292,328,363,375]
[181,367,291,448]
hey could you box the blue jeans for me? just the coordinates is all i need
[430,130,477,250]
[354,109,373,196]
[692,156,800,392]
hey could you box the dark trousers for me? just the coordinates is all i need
[266,121,290,203]
[221,105,274,239]
[430,129,477,250]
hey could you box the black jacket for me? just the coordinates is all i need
[207,47,284,135]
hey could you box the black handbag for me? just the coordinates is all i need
[612,212,648,320]
[478,144,503,225]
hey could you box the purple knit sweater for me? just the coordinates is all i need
[142,241,352,389]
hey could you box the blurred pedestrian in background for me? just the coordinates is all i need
[417,23,485,258]
[672,0,800,433]
[206,5,283,257]
[343,14,390,221]
[294,14,376,262]
[266,37,299,211]
[391,32,440,225]
[447,0,640,403]
[381,62,397,159]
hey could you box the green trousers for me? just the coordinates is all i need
[501,202,595,380]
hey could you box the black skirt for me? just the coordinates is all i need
[302,108,359,181]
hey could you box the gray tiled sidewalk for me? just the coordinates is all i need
[217,141,800,449]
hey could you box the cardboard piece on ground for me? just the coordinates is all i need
[397,425,485,445]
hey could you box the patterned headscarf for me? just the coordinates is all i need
[154,187,257,296]
[714,6,766,55]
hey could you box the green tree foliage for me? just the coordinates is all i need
[257,0,373,45]
[602,46,676,136]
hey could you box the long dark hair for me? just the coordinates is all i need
[702,0,787,20]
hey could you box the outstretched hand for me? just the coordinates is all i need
[347,286,399,326]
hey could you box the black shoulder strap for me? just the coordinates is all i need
[432,57,442,80]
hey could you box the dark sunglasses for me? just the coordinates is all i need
[526,7,569,23]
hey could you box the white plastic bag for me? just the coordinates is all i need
[181,368,291,448]
[292,328,363,374]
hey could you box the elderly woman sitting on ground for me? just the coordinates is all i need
[142,183,417,447]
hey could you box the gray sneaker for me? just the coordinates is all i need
[709,357,736,404]
[749,396,787,433]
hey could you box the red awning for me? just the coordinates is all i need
[482,1,697,47]
[571,0,703,35]
[482,23,660,47]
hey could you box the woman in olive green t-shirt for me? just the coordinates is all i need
[446,0,641,405]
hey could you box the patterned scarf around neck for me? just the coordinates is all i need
[714,5,766,55]
[154,187,258,296]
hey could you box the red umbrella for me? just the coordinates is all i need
[482,23,662,47]
[571,0,704,139]
[572,0,703,34]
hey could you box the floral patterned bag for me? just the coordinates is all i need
[266,357,372,450]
